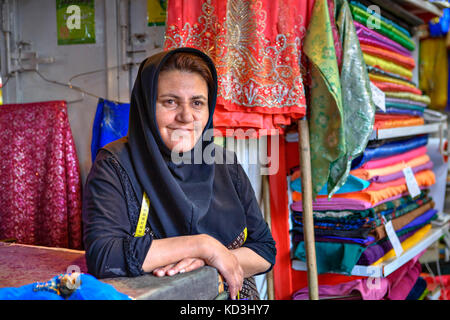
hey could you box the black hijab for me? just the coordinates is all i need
[114,47,246,245]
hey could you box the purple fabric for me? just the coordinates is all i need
[399,209,437,231]
[294,233,376,246]
[386,252,424,300]
[293,277,390,300]
[355,22,412,57]
[380,107,424,116]
[385,97,428,107]
[357,209,437,265]
[369,161,434,183]
[291,193,405,211]
[357,228,418,265]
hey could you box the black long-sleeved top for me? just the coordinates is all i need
[82,148,276,279]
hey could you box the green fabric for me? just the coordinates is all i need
[349,1,411,38]
[304,0,374,199]
[327,0,375,197]
[349,4,415,51]
[385,102,426,112]
[304,0,345,199]
[295,240,365,275]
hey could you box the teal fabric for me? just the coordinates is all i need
[294,240,366,275]
[291,174,370,195]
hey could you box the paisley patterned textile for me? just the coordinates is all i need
[304,0,375,198]
[226,228,260,300]
[164,0,312,135]
[0,101,82,249]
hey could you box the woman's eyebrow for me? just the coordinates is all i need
[191,95,207,100]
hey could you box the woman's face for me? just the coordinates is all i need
[156,70,209,153]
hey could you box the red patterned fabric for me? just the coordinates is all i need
[0,101,82,249]
[164,0,311,135]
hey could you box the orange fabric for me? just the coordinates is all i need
[371,80,422,95]
[292,169,435,205]
[360,43,415,70]
[350,154,430,180]
[374,114,425,130]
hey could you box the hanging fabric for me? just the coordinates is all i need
[91,98,130,163]
[419,37,448,110]
[164,0,312,136]
[304,0,374,198]
[0,101,82,249]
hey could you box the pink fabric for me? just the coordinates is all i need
[293,277,390,300]
[361,146,428,169]
[354,21,412,57]
[385,251,424,300]
[0,101,82,249]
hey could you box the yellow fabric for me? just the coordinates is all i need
[419,37,448,110]
[363,53,413,80]
[385,92,431,105]
[372,224,432,265]
[369,73,417,89]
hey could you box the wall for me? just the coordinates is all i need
[0,0,165,184]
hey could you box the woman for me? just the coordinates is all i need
[82,47,276,300]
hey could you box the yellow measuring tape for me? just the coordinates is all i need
[134,192,150,238]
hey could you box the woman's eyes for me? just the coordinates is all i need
[161,99,205,108]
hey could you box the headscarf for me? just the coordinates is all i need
[109,47,246,245]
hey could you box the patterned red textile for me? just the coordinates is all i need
[164,0,312,135]
[0,101,82,249]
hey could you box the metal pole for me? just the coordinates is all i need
[298,118,319,300]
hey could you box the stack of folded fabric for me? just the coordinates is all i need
[349,1,431,130]
[289,133,438,299]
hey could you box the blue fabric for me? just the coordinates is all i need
[406,277,427,300]
[91,98,130,163]
[0,274,131,300]
[351,135,429,169]
[291,174,370,195]
[381,107,424,117]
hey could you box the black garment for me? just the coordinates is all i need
[82,47,276,281]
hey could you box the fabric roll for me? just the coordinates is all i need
[294,239,367,274]
[369,73,417,89]
[385,253,423,300]
[406,277,427,300]
[374,114,425,130]
[350,4,415,51]
[354,22,412,57]
[292,277,390,300]
[349,1,411,38]
[362,44,415,70]
[381,107,424,117]
[385,97,428,108]
[290,173,370,195]
[385,92,431,105]
[366,168,430,191]
[367,66,415,85]
[91,98,130,163]
[371,81,422,95]
[351,135,428,169]
[357,145,428,170]
[292,169,436,206]
[369,202,435,240]
[364,53,413,79]
[369,161,433,183]
[373,224,433,266]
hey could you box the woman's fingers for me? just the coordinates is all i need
[153,263,176,277]
[167,258,205,275]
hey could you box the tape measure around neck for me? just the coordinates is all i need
[134,192,150,238]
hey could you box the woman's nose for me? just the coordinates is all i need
[176,104,194,123]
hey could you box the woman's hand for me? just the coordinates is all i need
[198,234,244,300]
[152,258,205,277]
